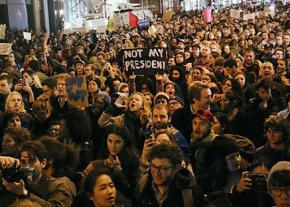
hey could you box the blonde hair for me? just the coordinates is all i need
[5,91,26,113]
[127,91,151,118]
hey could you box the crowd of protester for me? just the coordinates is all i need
[0,1,290,207]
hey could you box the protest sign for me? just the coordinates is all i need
[107,18,115,31]
[243,13,255,21]
[138,19,149,30]
[0,24,6,40]
[203,8,212,23]
[0,43,12,55]
[162,9,174,21]
[264,6,275,17]
[123,48,168,75]
[23,32,31,40]
[230,9,241,19]
[66,75,89,108]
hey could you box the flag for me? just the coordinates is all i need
[129,12,138,28]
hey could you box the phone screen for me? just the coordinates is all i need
[24,79,30,86]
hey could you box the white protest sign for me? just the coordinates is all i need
[0,43,12,55]
[230,9,241,19]
[0,24,6,40]
[23,32,31,40]
[264,6,275,17]
[243,13,255,21]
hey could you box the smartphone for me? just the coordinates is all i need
[24,79,30,86]
[19,79,24,86]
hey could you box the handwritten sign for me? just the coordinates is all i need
[0,43,12,55]
[0,24,6,40]
[66,75,89,108]
[23,32,31,40]
[243,13,255,21]
[123,48,168,75]
[264,6,275,17]
[230,9,241,19]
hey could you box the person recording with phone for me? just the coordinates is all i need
[230,115,289,207]
[15,69,43,110]
[0,141,76,207]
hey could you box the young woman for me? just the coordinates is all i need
[98,92,151,150]
[98,125,140,186]
[83,168,123,207]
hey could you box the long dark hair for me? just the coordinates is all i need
[98,125,140,185]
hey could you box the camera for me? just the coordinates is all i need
[2,167,35,183]
[249,173,268,192]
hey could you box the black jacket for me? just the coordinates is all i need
[135,168,205,207]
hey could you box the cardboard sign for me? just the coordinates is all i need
[0,43,12,55]
[66,75,89,108]
[23,32,31,40]
[230,9,241,19]
[243,13,255,21]
[123,48,168,75]
[0,24,6,40]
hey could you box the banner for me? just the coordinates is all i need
[230,9,241,19]
[203,8,212,23]
[66,75,89,108]
[23,32,31,40]
[0,43,12,55]
[0,24,6,40]
[123,48,168,75]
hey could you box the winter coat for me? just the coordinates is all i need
[134,168,205,207]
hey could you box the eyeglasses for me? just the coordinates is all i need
[271,187,290,197]
[150,163,173,174]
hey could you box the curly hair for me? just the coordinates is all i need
[148,143,184,167]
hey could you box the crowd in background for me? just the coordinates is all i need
[0,1,290,207]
